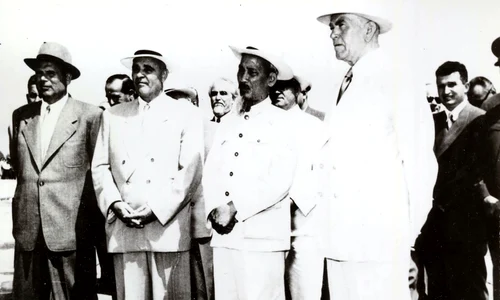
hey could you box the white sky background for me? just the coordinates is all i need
[0,0,500,155]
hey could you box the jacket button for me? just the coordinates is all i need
[39,181,44,186]
[151,158,154,162]
[229,172,233,176]
[234,152,239,157]
[225,191,230,196]
[239,133,243,138]
[190,202,195,207]
[146,180,151,184]
[244,115,249,120]
[122,160,126,164]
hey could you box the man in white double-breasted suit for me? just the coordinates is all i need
[203,46,298,300]
[316,3,437,300]
[92,49,204,300]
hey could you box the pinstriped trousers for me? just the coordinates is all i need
[113,251,190,300]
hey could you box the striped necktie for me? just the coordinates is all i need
[337,67,353,105]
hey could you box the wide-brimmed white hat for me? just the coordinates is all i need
[294,75,312,93]
[229,45,294,80]
[317,2,393,34]
[121,49,173,73]
[25,42,81,79]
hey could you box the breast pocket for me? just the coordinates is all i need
[62,138,86,168]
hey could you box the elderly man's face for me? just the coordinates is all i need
[210,80,234,118]
[105,79,130,107]
[132,57,167,101]
[329,14,368,65]
[437,71,468,111]
[237,55,275,103]
[26,84,39,103]
[35,61,69,103]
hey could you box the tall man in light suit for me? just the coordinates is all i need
[203,46,298,300]
[316,3,437,299]
[11,42,101,300]
[92,49,204,300]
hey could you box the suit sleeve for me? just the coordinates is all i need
[147,108,204,226]
[395,82,438,246]
[289,121,329,216]
[10,109,20,175]
[92,110,123,218]
[231,143,297,222]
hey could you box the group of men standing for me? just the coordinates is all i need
[8,3,500,300]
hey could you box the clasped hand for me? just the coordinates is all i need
[111,201,157,228]
[209,201,238,235]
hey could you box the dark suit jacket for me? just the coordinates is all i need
[420,103,489,254]
[11,96,101,252]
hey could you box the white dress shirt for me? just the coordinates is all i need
[444,99,468,129]
[40,94,68,159]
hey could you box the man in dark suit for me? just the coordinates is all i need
[418,61,498,300]
[10,42,101,300]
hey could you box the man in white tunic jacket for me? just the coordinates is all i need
[203,46,298,300]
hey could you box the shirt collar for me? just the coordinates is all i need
[41,93,68,114]
[445,99,468,120]
[138,95,159,112]
[238,97,272,117]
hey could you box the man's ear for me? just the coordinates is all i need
[464,82,470,93]
[364,21,377,42]
[161,69,169,82]
[268,72,278,87]
[65,73,72,86]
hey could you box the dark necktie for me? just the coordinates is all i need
[337,67,353,105]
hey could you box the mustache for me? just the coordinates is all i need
[239,83,250,91]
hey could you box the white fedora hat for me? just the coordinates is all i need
[25,42,81,79]
[229,45,294,80]
[121,49,173,73]
[317,2,393,34]
[294,75,312,93]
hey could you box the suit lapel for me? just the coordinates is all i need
[42,98,78,168]
[435,103,473,158]
[21,102,43,171]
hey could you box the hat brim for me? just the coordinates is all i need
[229,46,293,80]
[165,88,197,100]
[121,54,173,73]
[317,12,392,34]
[24,56,81,79]
[495,60,500,67]
[294,75,311,92]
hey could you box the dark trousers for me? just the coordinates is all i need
[12,233,97,300]
[424,250,488,300]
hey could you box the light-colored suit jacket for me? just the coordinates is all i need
[11,96,101,251]
[203,98,298,252]
[323,48,438,262]
[287,106,329,243]
[92,94,204,253]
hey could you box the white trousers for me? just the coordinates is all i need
[113,251,190,300]
[213,248,286,300]
[326,258,411,300]
[285,237,324,300]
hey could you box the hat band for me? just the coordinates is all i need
[36,54,70,67]
[134,49,163,57]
